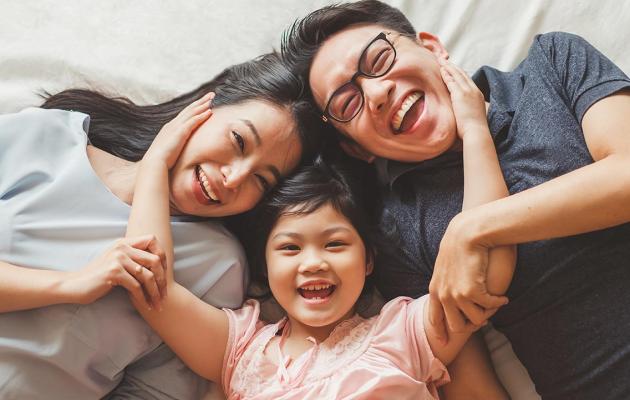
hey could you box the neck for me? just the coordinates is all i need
[285,308,356,344]
[86,145,138,205]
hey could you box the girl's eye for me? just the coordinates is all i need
[279,244,300,251]
[256,174,270,192]
[232,131,245,153]
[326,240,346,248]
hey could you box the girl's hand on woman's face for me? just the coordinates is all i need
[63,235,168,311]
[439,59,488,140]
[144,92,215,169]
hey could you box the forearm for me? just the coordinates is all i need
[126,160,174,278]
[462,129,509,209]
[464,154,630,247]
[462,129,515,296]
[440,333,509,400]
[0,261,74,312]
[133,282,228,382]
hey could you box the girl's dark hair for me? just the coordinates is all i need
[281,0,415,79]
[41,52,326,163]
[241,154,383,311]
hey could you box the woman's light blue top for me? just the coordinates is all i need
[0,108,247,399]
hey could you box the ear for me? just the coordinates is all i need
[417,31,449,61]
[339,141,376,164]
[365,251,375,276]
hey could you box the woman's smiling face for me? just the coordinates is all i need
[309,24,458,162]
[168,100,302,217]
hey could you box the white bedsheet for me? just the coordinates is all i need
[2,1,629,399]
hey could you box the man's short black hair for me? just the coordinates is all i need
[281,0,416,83]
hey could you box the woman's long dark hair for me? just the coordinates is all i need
[41,52,328,163]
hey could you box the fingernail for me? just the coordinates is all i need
[147,306,152,311]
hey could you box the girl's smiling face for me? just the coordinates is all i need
[265,203,373,330]
[168,100,302,217]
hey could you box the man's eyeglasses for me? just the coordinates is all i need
[322,32,397,123]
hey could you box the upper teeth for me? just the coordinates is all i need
[302,284,332,291]
[392,92,422,131]
[197,167,219,202]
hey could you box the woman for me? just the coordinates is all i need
[0,53,324,399]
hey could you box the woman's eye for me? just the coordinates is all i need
[280,244,300,251]
[232,131,245,153]
[256,174,270,192]
[326,241,346,248]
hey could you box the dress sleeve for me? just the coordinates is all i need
[534,32,630,122]
[0,107,89,197]
[104,343,209,400]
[373,296,450,388]
[221,300,264,392]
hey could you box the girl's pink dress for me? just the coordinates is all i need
[221,295,450,399]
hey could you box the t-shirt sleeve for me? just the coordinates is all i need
[373,296,450,388]
[221,300,264,392]
[534,32,630,122]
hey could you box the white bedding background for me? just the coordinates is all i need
[1,1,629,399]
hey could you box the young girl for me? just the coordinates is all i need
[0,53,326,399]
[125,61,513,399]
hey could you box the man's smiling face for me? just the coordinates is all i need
[309,24,458,163]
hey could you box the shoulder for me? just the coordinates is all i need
[528,32,600,72]
[0,107,90,148]
[172,220,248,308]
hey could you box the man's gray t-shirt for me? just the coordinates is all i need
[376,32,630,400]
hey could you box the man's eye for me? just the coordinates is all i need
[370,48,390,73]
[256,174,270,192]
[342,94,361,118]
[232,131,244,152]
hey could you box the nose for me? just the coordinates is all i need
[298,249,330,274]
[360,76,394,114]
[220,161,253,190]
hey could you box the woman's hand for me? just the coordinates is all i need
[439,59,488,140]
[64,235,167,311]
[143,92,214,169]
[428,213,509,343]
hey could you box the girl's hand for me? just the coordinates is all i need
[439,59,488,140]
[427,213,508,343]
[143,92,214,169]
[64,235,167,311]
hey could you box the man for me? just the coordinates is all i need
[282,1,630,399]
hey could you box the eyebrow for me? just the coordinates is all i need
[271,226,352,241]
[241,119,261,146]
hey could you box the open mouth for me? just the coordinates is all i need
[297,283,336,302]
[391,91,425,134]
[195,165,220,204]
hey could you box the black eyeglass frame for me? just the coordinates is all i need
[321,31,397,123]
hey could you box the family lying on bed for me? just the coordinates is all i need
[2,1,630,399]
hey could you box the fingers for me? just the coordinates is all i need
[441,296,468,333]
[456,300,489,326]
[428,294,449,344]
[473,292,509,309]
[179,92,215,120]
[127,259,162,311]
[110,265,153,311]
[439,59,475,90]
[124,235,168,300]
[127,246,167,299]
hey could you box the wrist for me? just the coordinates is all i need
[461,123,492,143]
[451,209,492,248]
[51,270,81,304]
